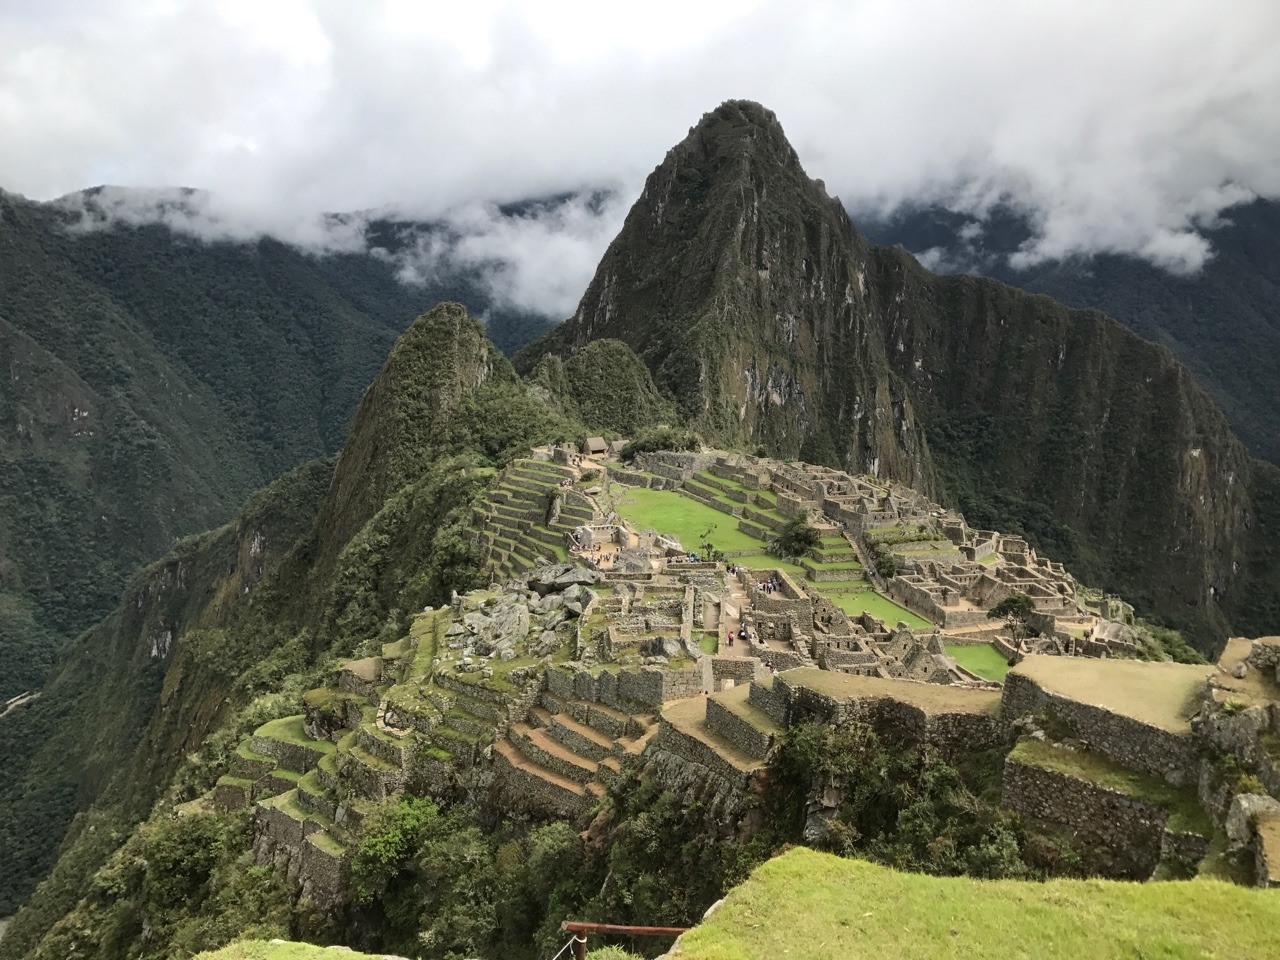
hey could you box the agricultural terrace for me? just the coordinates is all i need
[1012,656,1212,733]
[610,484,925,627]
[671,848,1280,959]
[610,484,770,555]
[831,591,932,631]
[945,643,1012,682]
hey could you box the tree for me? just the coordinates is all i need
[772,519,821,560]
[987,593,1035,641]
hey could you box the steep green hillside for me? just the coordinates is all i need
[0,191,553,702]
[861,198,1280,466]
[518,100,1279,651]
[0,304,579,929]
[529,339,677,435]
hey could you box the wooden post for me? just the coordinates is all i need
[561,920,691,958]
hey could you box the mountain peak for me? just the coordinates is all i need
[669,99,804,180]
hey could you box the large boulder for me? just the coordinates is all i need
[530,563,601,596]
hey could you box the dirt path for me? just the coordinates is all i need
[1,691,40,720]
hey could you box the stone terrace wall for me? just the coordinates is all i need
[1002,754,1184,879]
[748,680,789,724]
[253,806,347,908]
[653,716,755,790]
[546,663,705,711]
[776,676,1003,757]
[711,657,767,691]
[1000,673,1199,786]
[705,699,774,759]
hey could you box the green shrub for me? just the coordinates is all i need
[621,426,703,460]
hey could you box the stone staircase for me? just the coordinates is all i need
[492,689,658,817]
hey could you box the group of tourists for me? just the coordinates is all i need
[726,619,766,649]
[757,573,781,595]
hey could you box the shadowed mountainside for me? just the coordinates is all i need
[859,199,1280,467]
[0,192,554,702]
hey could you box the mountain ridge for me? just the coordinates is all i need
[518,99,1279,649]
[859,198,1280,466]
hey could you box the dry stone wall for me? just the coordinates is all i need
[704,699,774,759]
[546,663,706,711]
[1000,672,1200,786]
[776,675,1003,757]
[1002,755,1206,879]
[253,804,347,908]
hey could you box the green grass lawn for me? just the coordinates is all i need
[252,716,334,752]
[945,643,1012,682]
[673,848,1278,959]
[805,559,864,570]
[830,591,932,630]
[612,486,767,554]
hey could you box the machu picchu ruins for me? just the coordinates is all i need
[193,446,1280,912]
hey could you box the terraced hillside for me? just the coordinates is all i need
[609,459,928,629]
[212,569,719,902]
[469,458,597,581]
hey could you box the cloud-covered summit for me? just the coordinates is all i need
[6,1,1278,301]
[51,184,630,321]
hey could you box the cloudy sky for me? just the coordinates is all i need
[3,0,1279,315]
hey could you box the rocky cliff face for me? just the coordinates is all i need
[521,100,1278,650]
[520,101,934,491]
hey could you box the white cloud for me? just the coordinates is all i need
[3,0,1279,296]
[383,192,631,318]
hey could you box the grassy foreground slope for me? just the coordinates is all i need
[673,848,1280,960]
[194,943,389,960]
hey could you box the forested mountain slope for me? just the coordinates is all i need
[859,198,1280,466]
[0,191,552,701]
[518,100,1280,650]
[0,303,581,928]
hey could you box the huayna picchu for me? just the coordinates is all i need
[3,100,1280,960]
